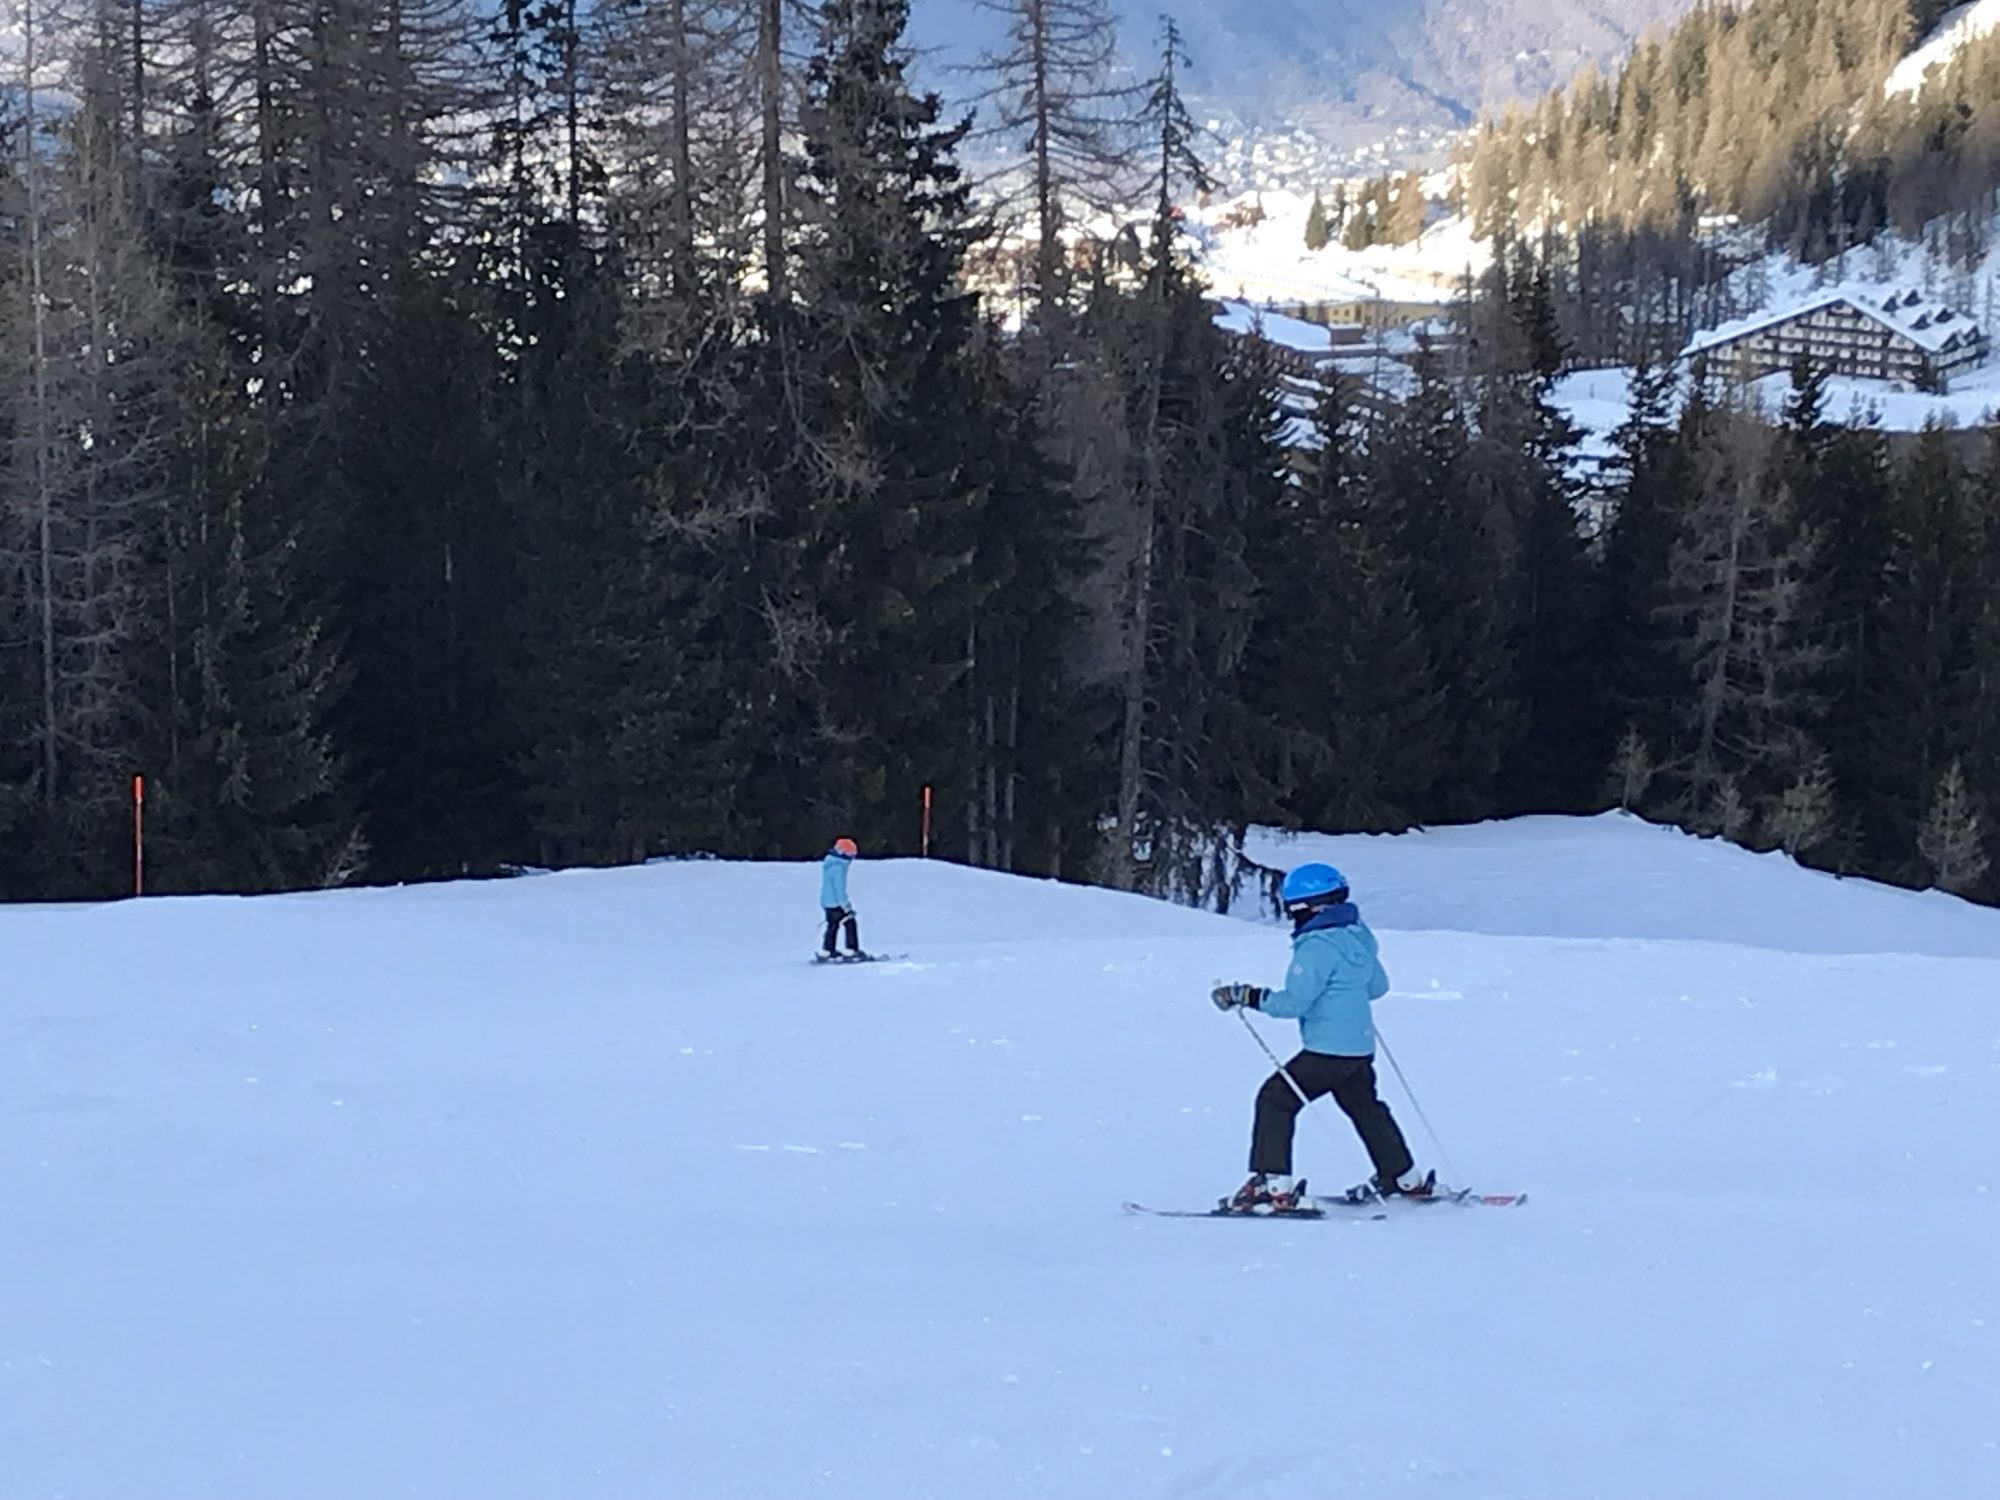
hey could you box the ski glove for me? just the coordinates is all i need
[1211,983,1265,1011]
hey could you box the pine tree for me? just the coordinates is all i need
[1100,14,1207,890]
[1341,191,1374,251]
[1137,304,1285,902]
[1369,343,1515,821]
[1917,760,1990,896]
[141,51,364,892]
[1962,429,2000,876]
[1766,751,1836,859]
[1242,375,1444,831]
[1304,190,1330,251]
[341,258,520,878]
[1659,406,1828,837]
[1606,726,1658,812]
[1599,359,1689,792]
[1387,169,1427,247]
[0,3,172,893]
[784,0,991,845]
[1473,253,1605,811]
[958,334,1097,872]
[1862,425,1984,879]
[1785,362,1891,869]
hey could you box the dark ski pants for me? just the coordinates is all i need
[1250,1051,1414,1181]
[822,906,860,955]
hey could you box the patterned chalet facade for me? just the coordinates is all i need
[1682,286,1986,391]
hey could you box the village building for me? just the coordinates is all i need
[1681,286,1986,391]
[1211,300,1342,378]
[1209,299,1426,462]
[1266,294,1458,332]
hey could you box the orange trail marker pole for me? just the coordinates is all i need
[133,775,145,896]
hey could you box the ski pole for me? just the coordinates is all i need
[1373,1023,1464,1187]
[1233,1005,1351,1155]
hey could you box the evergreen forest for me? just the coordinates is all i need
[2,0,1997,909]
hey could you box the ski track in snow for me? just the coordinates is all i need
[5,815,2000,1498]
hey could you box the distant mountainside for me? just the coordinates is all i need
[907,0,1702,145]
[1887,0,2000,95]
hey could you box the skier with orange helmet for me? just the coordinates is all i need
[819,838,865,960]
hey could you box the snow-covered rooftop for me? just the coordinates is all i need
[1680,285,1984,360]
[1212,299,1337,357]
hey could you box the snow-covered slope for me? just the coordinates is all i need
[1196,187,1487,307]
[8,820,2000,1498]
[1540,212,2000,459]
[1248,812,2000,956]
[1886,0,2000,96]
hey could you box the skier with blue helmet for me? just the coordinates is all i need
[1210,861,1431,1212]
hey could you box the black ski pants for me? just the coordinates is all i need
[821,906,860,955]
[1250,1051,1414,1182]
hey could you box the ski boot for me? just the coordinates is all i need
[1337,1167,1436,1206]
[1218,1173,1309,1214]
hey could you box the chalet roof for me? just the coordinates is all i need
[1680,286,1984,361]
[1212,299,1336,358]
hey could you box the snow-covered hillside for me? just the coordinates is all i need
[1196,187,1486,308]
[1541,218,2000,466]
[1887,0,2000,96]
[8,818,2000,1498]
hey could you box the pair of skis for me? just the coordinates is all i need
[810,951,904,965]
[1125,1186,1527,1221]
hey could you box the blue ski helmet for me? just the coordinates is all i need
[1280,862,1348,911]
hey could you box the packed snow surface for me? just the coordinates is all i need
[8,814,2000,1498]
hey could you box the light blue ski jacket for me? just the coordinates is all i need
[820,852,852,910]
[1257,904,1390,1057]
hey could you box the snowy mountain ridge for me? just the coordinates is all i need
[908,0,1700,158]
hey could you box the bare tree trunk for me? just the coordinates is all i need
[129,0,145,148]
[1111,230,1175,889]
[1029,0,1058,317]
[757,0,785,300]
[1692,461,1747,797]
[22,0,59,804]
[253,0,281,443]
[669,0,697,298]
[982,682,998,867]
[563,0,583,229]
[1111,489,1155,888]
[965,618,980,864]
[1002,673,1019,870]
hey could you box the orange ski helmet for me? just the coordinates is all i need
[833,837,859,857]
